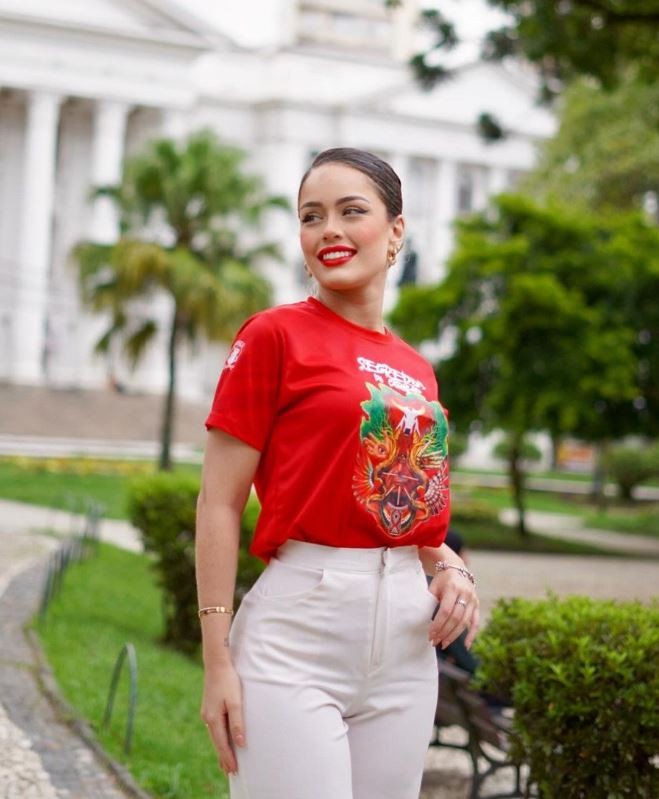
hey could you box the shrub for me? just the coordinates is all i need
[128,474,264,654]
[450,498,499,524]
[474,595,659,798]
[606,443,659,501]
[492,436,542,465]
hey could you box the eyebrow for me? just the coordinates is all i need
[299,195,371,211]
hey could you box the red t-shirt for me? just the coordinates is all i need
[206,297,450,561]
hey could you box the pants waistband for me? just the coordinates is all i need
[275,539,420,573]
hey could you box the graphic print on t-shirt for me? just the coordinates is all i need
[353,383,449,538]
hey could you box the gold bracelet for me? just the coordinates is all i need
[198,605,234,619]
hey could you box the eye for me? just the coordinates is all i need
[300,212,321,224]
[344,206,367,216]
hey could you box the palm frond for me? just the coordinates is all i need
[123,319,158,370]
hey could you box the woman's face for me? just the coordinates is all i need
[298,163,404,296]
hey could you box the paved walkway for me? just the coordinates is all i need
[499,508,659,557]
[0,521,135,797]
[1,500,658,799]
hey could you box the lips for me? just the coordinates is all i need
[317,245,357,267]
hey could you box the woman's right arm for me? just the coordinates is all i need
[195,427,261,777]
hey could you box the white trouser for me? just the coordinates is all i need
[228,540,439,799]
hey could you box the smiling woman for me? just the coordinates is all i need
[195,147,480,799]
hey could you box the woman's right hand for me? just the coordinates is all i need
[200,662,246,776]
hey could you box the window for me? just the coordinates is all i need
[457,167,475,214]
[407,157,436,218]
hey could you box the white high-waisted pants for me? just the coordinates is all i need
[228,540,439,799]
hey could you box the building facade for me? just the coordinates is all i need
[0,0,555,401]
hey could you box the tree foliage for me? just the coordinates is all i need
[397,0,659,97]
[523,78,659,212]
[75,131,288,469]
[483,0,659,95]
[390,194,659,532]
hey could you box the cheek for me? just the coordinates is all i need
[355,220,389,249]
[299,228,315,257]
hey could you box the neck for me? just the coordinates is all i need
[316,286,386,333]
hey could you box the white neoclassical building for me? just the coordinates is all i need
[0,0,555,401]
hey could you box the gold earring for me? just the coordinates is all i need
[387,242,401,266]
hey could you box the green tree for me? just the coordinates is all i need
[390,195,659,534]
[393,1,659,97]
[75,131,288,470]
[523,78,659,213]
[482,0,659,95]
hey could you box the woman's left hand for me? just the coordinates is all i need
[427,567,480,650]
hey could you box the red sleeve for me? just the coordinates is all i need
[205,312,283,451]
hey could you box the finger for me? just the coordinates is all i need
[226,698,246,749]
[435,585,477,642]
[464,604,480,649]
[430,586,476,643]
[428,587,459,642]
[209,714,238,775]
[437,600,470,648]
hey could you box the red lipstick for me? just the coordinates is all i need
[317,245,357,267]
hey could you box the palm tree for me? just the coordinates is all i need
[75,130,289,470]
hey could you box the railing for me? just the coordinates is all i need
[103,643,138,755]
[39,498,103,620]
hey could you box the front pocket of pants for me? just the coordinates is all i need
[253,558,326,602]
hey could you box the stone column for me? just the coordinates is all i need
[13,90,63,383]
[89,100,129,243]
[488,165,509,198]
[161,107,187,141]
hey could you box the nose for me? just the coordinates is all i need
[321,212,342,241]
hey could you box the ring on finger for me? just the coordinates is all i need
[455,597,468,608]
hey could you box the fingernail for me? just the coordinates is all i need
[235,734,245,746]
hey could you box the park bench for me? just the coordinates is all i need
[429,660,533,799]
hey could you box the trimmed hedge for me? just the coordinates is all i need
[128,474,263,654]
[606,443,659,501]
[474,595,659,798]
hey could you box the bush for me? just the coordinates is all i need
[450,498,499,524]
[606,443,659,501]
[128,474,263,654]
[474,596,659,798]
[493,436,542,465]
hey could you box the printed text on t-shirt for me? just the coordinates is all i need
[357,356,426,394]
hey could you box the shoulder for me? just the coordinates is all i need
[232,301,312,347]
[238,301,311,336]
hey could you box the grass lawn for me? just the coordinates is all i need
[585,508,659,538]
[454,518,624,556]
[36,543,227,799]
[455,466,594,483]
[0,458,201,520]
[454,485,591,516]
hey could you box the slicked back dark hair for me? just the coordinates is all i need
[298,148,402,219]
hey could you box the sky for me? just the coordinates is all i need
[183,0,509,50]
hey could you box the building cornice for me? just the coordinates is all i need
[0,8,215,53]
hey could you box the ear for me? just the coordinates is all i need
[389,214,405,251]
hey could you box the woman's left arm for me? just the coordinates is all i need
[418,544,480,650]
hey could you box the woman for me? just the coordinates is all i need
[196,148,479,799]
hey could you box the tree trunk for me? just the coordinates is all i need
[590,440,608,513]
[159,311,179,471]
[509,434,528,537]
[550,432,561,472]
